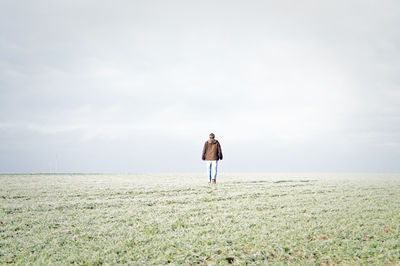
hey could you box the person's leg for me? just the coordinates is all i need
[211,160,218,184]
[206,161,212,182]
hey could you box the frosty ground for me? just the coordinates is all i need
[1,173,399,264]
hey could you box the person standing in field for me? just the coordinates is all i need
[202,133,223,184]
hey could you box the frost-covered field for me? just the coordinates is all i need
[1,173,399,264]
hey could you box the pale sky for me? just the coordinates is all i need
[1,0,399,173]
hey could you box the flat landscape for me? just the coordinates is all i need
[1,173,399,264]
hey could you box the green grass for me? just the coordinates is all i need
[1,173,399,264]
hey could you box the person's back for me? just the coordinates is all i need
[202,133,223,184]
[202,139,222,161]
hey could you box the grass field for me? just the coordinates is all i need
[1,173,399,264]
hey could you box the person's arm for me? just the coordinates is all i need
[202,142,207,160]
[218,142,223,160]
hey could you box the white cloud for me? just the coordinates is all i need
[1,0,399,172]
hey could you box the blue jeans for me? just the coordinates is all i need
[205,160,218,182]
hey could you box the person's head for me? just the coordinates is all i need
[209,133,215,139]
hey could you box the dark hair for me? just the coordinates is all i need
[209,133,215,136]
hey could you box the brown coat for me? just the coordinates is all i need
[202,139,223,160]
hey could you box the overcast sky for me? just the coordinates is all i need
[1,0,399,173]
